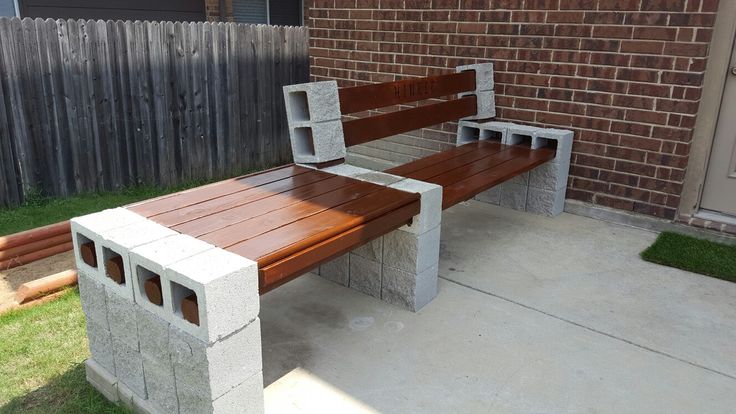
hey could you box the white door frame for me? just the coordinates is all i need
[679,0,736,219]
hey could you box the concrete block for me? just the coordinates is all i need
[505,124,540,147]
[86,319,116,375]
[283,80,340,123]
[99,220,177,300]
[211,372,265,414]
[170,318,262,401]
[136,307,170,361]
[352,237,382,262]
[78,270,109,329]
[474,186,501,205]
[389,178,442,235]
[143,357,178,414]
[133,394,165,414]
[382,262,438,312]
[457,120,509,146]
[348,253,382,299]
[506,171,529,187]
[117,381,135,411]
[526,187,566,217]
[532,128,574,164]
[85,358,118,403]
[165,248,259,343]
[456,62,494,91]
[130,235,213,322]
[319,253,349,286]
[382,226,441,275]
[288,120,346,164]
[106,290,139,350]
[499,183,528,211]
[71,208,146,277]
[354,171,404,186]
[461,90,496,120]
[529,161,569,191]
[113,338,146,399]
[320,163,374,178]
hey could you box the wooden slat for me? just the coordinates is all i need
[386,140,498,177]
[127,164,304,217]
[225,188,419,264]
[195,180,385,245]
[338,71,476,115]
[343,95,477,147]
[169,175,363,236]
[396,142,511,182]
[258,200,421,293]
[441,148,556,209]
[150,170,338,227]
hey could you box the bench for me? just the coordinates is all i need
[71,63,572,414]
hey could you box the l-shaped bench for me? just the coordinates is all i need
[72,63,572,414]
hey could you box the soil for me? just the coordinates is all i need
[0,251,76,306]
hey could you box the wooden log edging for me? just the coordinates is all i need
[15,269,78,304]
[0,221,73,270]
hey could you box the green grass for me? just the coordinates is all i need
[641,232,736,283]
[0,166,272,236]
[0,289,126,413]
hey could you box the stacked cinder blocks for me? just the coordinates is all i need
[282,80,346,164]
[315,164,443,311]
[72,209,263,414]
[456,63,496,120]
[456,120,573,217]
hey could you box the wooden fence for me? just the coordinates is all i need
[0,17,309,207]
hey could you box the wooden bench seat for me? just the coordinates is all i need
[126,164,420,294]
[386,141,556,210]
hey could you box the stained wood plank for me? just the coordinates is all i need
[343,95,477,147]
[338,71,476,115]
[386,140,498,177]
[396,142,511,182]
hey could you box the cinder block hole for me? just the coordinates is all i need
[536,137,558,151]
[459,126,481,142]
[76,234,97,268]
[293,127,316,156]
[481,129,503,143]
[288,91,310,122]
[137,266,163,307]
[509,133,532,147]
[171,281,199,326]
[102,247,125,285]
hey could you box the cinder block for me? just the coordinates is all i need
[288,120,346,164]
[526,187,566,217]
[170,318,262,401]
[457,120,510,146]
[531,128,574,162]
[71,208,146,278]
[116,380,135,411]
[506,171,529,187]
[165,248,259,343]
[320,163,373,178]
[354,171,404,186]
[283,80,340,123]
[99,220,177,300]
[130,235,214,322]
[211,371,265,414]
[382,262,438,312]
[105,290,139,350]
[382,226,440,275]
[86,319,116,375]
[85,358,118,403]
[136,307,170,362]
[113,338,146,399]
[389,178,442,235]
[132,394,166,414]
[499,183,528,211]
[456,62,495,121]
[528,161,569,191]
[460,90,496,120]
[505,124,540,147]
[474,186,501,205]
[142,357,178,414]
[348,253,382,299]
[456,62,494,91]
[78,271,109,329]
[352,237,382,262]
[319,253,349,286]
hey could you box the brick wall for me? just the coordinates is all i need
[306,0,719,220]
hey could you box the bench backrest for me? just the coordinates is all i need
[282,63,494,165]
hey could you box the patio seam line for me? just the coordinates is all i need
[439,275,736,382]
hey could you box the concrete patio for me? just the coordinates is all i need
[260,200,736,413]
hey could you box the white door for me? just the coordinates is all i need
[701,38,736,216]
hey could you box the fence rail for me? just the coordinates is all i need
[0,17,309,206]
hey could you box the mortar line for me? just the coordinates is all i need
[440,275,736,382]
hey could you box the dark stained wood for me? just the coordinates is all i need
[106,255,125,285]
[181,294,199,326]
[338,71,476,115]
[386,140,498,177]
[80,241,97,268]
[394,143,513,182]
[259,200,421,293]
[127,165,306,217]
[144,276,163,306]
[343,95,478,147]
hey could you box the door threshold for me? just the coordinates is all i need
[694,209,736,226]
